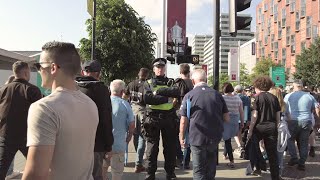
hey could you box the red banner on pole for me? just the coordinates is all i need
[167,0,186,50]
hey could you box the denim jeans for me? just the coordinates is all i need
[134,133,146,166]
[176,136,191,164]
[287,120,312,165]
[191,142,219,180]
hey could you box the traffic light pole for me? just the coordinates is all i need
[91,0,97,60]
[213,0,221,91]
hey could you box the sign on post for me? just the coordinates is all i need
[269,67,286,87]
[87,0,94,17]
[228,48,239,82]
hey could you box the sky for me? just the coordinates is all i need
[0,0,261,51]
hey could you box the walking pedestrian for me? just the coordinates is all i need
[248,76,281,179]
[0,61,42,179]
[179,69,229,180]
[174,64,193,169]
[103,80,135,180]
[284,79,320,171]
[22,41,99,180]
[222,83,244,168]
[124,68,150,173]
[76,60,114,180]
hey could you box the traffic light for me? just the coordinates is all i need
[166,41,175,64]
[229,0,252,37]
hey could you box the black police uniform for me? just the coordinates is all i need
[142,58,180,180]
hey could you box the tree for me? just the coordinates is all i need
[240,63,251,86]
[79,0,157,83]
[207,73,236,91]
[250,57,279,81]
[294,38,320,87]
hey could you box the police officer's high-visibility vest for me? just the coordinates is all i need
[148,79,174,111]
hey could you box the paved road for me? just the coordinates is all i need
[6,137,320,180]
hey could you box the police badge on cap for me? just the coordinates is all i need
[152,58,167,67]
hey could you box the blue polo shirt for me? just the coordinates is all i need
[284,91,319,121]
[180,84,228,146]
[111,96,134,152]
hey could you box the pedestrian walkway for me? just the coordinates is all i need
[6,137,320,180]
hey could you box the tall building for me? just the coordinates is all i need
[203,38,214,77]
[191,35,213,64]
[256,0,320,74]
[239,38,257,74]
[203,13,254,77]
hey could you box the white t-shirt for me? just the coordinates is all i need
[27,87,99,180]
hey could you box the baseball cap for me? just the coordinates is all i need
[82,60,101,72]
[152,58,167,67]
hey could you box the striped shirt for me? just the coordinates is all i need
[222,95,242,114]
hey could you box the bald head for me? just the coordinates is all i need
[191,69,207,84]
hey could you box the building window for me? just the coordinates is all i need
[270,0,274,15]
[274,4,278,23]
[264,33,268,45]
[282,48,286,66]
[290,0,296,13]
[261,14,265,28]
[286,0,290,6]
[267,19,271,36]
[282,8,286,27]
[300,0,306,18]
[291,34,296,54]
[306,16,312,38]
[274,42,279,59]
[312,25,319,42]
[286,27,291,46]
[264,2,268,12]
[278,21,282,39]
[295,12,300,32]
[271,34,275,51]
[301,41,306,50]
[258,8,262,24]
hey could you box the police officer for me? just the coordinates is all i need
[142,58,180,180]
[124,68,150,173]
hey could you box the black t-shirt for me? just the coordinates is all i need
[175,78,194,108]
[125,79,149,106]
[253,92,281,132]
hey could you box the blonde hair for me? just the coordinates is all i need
[269,87,285,112]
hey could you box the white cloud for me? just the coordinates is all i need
[187,0,213,14]
[125,0,162,22]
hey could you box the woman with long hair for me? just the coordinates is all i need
[222,83,244,168]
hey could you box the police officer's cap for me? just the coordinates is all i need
[152,58,167,67]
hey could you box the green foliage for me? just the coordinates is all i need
[240,63,251,87]
[79,0,157,83]
[207,73,237,91]
[250,57,280,81]
[294,38,320,86]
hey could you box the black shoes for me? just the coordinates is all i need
[287,158,298,166]
[166,173,177,180]
[309,146,315,157]
[297,164,306,171]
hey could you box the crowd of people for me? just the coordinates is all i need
[0,40,319,180]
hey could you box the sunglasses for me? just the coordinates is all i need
[34,62,60,71]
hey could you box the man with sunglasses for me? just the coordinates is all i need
[23,41,99,180]
[75,60,113,180]
[0,61,42,179]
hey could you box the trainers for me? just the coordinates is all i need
[297,164,306,171]
[288,158,298,166]
[252,169,262,176]
[166,173,177,180]
[135,165,146,173]
[309,146,315,157]
[145,174,155,180]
